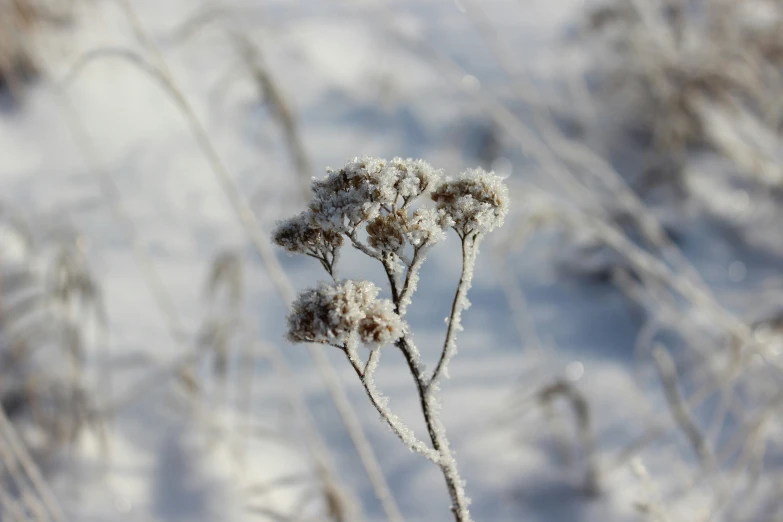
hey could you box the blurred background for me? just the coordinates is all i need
[2,0,783,520]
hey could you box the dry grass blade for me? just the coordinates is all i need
[233,35,312,202]
[162,5,313,203]
[0,211,109,461]
[586,0,783,196]
[537,379,601,496]
[0,403,67,522]
[205,250,243,310]
[651,344,715,468]
[630,457,672,522]
[56,4,405,518]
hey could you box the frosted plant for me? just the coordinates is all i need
[273,157,509,522]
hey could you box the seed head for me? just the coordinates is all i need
[404,208,448,247]
[309,157,389,231]
[308,156,443,232]
[431,168,509,236]
[366,211,407,255]
[358,299,405,346]
[386,157,442,201]
[286,280,404,347]
[272,211,343,256]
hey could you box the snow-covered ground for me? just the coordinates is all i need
[3,0,783,521]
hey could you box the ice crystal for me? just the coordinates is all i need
[431,167,509,237]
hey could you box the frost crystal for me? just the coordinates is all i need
[286,280,403,346]
[431,168,509,237]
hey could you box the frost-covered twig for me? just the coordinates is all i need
[429,234,477,389]
[345,346,440,462]
[398,241,430,316]
[275,157,508,522]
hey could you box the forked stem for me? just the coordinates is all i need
[380,236,477,522]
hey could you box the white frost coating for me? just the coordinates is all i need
[422,384,473,522]
[397,262,421,317]
[397,208,448,315]
[431,167,509,237]
[286,279,404,346]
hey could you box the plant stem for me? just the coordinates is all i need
[430,234,477,390]
[397,337,472,522]
[381,242,475,522]
[346,346,439,462]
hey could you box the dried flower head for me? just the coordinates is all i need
[386,157,442,202]
[404,208,448,247]
[273,211,344,255]
[308,156,442,233]
[309,157,390,231]
[431,168,509,237]
[273,211,343,274]
[286,280,403,346]
[358,299,405,346]
[366,211,407,254]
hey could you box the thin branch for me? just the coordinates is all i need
[382,255,401,303]
[429,234,478,390]
[372,230,476,521]
[347,230,382,261]
[398,242,429,317]
[345,347,440,463]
